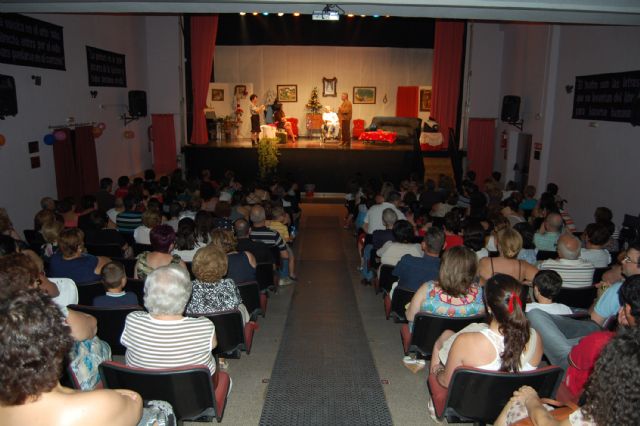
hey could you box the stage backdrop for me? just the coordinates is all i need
[214,45,433,132]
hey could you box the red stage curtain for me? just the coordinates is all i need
[152,114,177,176]
[431,20,465,149]
[74,126,99,196]
[190,15,218,145]
[396,86,419,117]
[53,126,98,200]
[467,118,496,185]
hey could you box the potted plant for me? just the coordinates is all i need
[257,137,280,178]
[305,87,323,132]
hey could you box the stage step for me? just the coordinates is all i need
[422,156,455,184]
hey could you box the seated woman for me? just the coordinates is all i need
[133,209,162,245]
[48,228,111,285]
[134,225,186,280]
[121,265,218,374]
[478,228,538,285]
[273,104,297,142]
[185,245,243,316]
[377,220,422,266]
[463,222,489,260]
[171,218,204,262]
[210,228,256,285]
[429,274,543,389]
[322,105,340,139]
[406,246,484,322]
[496,326,640,426]
[0,287,142,426]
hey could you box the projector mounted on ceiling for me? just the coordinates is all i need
[312,4,344,21]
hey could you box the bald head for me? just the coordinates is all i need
[545,213,563,232]
[557,234,580,260]
[234,218,250,238]
[249,205,266,226]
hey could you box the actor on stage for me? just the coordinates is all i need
[249,94,265,146]
[338,92,352,146]
[322,105,340,140]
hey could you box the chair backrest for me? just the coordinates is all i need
[555,286,598,310]
[85,243,122,258]
[411,312,486,358]
[23,229,45,251]
[390,287,415,322]
[76,281,106,306]
[112,257,137,278]
[443,366,563,424]
[125,278,145,304]
[592,267,610,284]
[536,250,557,261]
[100,361,217,421]
[189,309,245,358]
[133,243,152,255]
[185,261,195,279]
[378,264,398,294]
[68,304,143,355]
[255,262,275,292]
[237,281,261,318]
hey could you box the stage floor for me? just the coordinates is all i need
[201,137,414,151]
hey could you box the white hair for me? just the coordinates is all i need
[144,264,192,315]
[557,235,580,260]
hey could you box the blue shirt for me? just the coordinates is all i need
[594,281,622,318]
[392,254,440,292]
[93,292,139,307]
[49,252,101,285]
[534,232,560,252]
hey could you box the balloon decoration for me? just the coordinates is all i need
[43,134,56,145]
[97,122,106,130]
[53,129,67,141]
[123,130,135,139]
[0,134,5,146]
[92,126,103,138]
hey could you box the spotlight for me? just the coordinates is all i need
[277,12,284,16]
[360,14,366,17]
[347,13,354,17]
[239,12,246,15]
[385,15,391,18]
[373,15,380,18]
[262,12,269,16]
[252,12,258,16]
[293,12,301,17]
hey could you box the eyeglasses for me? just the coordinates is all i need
[622,255,640,265]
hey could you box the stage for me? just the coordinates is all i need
[182,138,445,192]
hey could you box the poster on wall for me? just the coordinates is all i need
[0,14,66,70]
[86,46,127,87]
[572,70,640,123]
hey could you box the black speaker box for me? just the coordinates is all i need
[501,95,520,123]
[0,74,18,118]
[128,90,147,117]
[631,93,640,127]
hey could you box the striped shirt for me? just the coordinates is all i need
[116,210,143,234]
[250,226,286,251]
[539,258,595,288]
[121,311,216,374]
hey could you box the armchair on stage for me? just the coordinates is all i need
[320,106,340,143]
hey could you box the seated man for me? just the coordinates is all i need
[393,226,444,292]
[525,270,573,315]
[539,234,595,288]
[322,106,340,139]
[579,222,612,268]
[533,212,562,251]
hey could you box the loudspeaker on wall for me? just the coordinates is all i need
[128,90,147,118]
[0,74,18,119]
[501,95,520,123]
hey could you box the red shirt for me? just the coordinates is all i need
[445,234,464,249]
[564,331,614,398]
[115,187,128,199]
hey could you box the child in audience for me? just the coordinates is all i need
[93,261,139,307]
[268,206,292,243]
[525,270,572,315]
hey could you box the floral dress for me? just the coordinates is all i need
[185,278,243,315]
[135,252,182,281]
[420,280,485,317]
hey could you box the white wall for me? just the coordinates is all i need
[214,45,433,130]
[0,14,183,234]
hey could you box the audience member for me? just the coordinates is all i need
[48,228,110,285]
[210,228,256,284]
[393,227,444,292]
[114,175,130,199]
[84,211,132,258]
[249,205,296,285]
[57,197,79,228]
[501,197,525,226]
[579,222,612,268]
[534,212,563,251]
[363,191,406,235]
[377,220,421,266]
[95,177,115,212]
[170,218,204,262]
[234,218,272,264]
[134,225,185,280]
[116,195,142,235]
[463,222,489,260]
[539,234,595,288]
[443,211,463,248]
[478,228,538,285]
[514,222,537,265]
[106,197,125,227]
[93,261,139,307]
[526,270,572,315]
[133,209,162,245]
[406,246,483,322]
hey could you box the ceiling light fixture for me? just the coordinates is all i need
[262,12,269,16]
[252,12,258,16]
[277,12,284,16]
[293,12,301,17]
[239,12,246,15]
[360,14,366,17]
[347,13,354,18]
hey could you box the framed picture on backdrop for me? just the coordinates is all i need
[211,88,224,102]
[277,85,298,102]
[323,77,337,97]
[420,89,432,112]
[353,87,376,104]
[234,85,247,98]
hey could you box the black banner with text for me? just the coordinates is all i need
[86,45,127,87]
[0,13,65,70]
[572,70,640,122]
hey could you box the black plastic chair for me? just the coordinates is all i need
[100,361,230,423]
[555,285,598,310]
[389,287,415,322]
[536,250,557,261]
[400,312,485,358]
[133,243,152,255]
[85,243,122,258]
[256,262,276,292]
[428,366,563,424]
[376,264,398,295]
[125,278,145,304]
[236,281,263,319]
[592,267,610,284]
[188,309,258,358]
[112,257,137,278]
[23,229,45,253]
[185,261,195,280]
[75,281,106,306]
[68,304,143,355]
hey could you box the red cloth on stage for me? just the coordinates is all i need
[564,331,614,399]
[358,130,397,144]
[396,86,419,117]
[190,15,218,145]
[151,114,177,176]
[431,20,465,149]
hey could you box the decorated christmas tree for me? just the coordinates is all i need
[305,87,323,114]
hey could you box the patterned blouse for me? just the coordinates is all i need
[185,278,243,315]
[135,252,183,281]
[420,280,485,318]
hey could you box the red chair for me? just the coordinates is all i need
[288,117,299,137]
[352,119,365,138]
